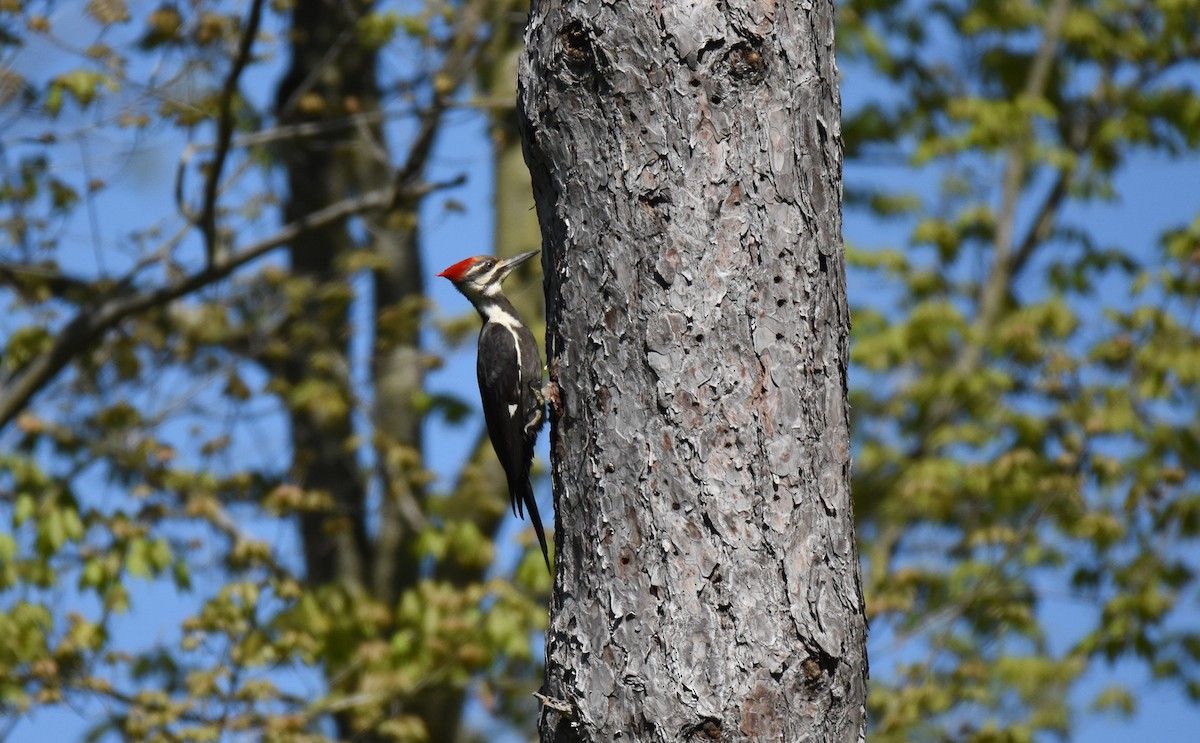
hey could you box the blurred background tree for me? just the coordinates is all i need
[842,0,1200,739]
[0,1,547,741]
[0,0,1196,741]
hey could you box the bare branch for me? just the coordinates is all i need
[0,263,98,301]
[177,112,416,225]
[0,185,396,430]
[199,0,267,265]
[392,1,486,192]
[1010,170,1069,281]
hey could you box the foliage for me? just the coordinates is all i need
[840,0,1200,739]
[0,0,544,741]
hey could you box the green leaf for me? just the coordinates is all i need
[13,493,34,527]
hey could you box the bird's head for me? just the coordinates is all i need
[436,250,539,300]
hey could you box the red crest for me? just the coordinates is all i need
[437,256,478,282]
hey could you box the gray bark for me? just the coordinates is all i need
[518,1,866,741]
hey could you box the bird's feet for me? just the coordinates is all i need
[545,380,563,417]
[544,357,563,417]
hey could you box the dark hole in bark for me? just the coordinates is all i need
[552,716,584,743]
[640,190,671,208]
[727,38,767,82]
[697,37,726,64]
[682,717,723,740]
[818,252,829,273]
[559,20,595,72]
[802,645,841,694]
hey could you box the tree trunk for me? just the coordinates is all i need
[275,0,438,739]
[275,0,377,594]
[518,1,867,741]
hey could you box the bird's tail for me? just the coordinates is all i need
[512,476,551,573]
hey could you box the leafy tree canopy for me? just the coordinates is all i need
[1,1,545,741]
[840,0,1200,739]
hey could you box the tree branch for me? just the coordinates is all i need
[1010,169,1069,281]
[0,186,397,431]
[199,0,266,265]
[969,0,1070,357]
[392,1,486,191]
[0,263,98,301]
[910,0,1071,458]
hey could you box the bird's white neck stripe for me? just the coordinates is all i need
[484,305,526,401]
[483,304,523,331]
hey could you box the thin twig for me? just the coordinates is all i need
[392,1,486,193]
[198,0,266,266]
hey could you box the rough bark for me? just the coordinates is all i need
[518,1,867,741]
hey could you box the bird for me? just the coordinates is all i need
[437,250,551,571]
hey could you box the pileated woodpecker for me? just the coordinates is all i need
[437,251,550,571]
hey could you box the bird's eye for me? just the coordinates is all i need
[483,260,496,270]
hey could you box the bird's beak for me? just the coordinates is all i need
[496,250,539,280]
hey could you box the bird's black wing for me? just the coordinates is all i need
[477,323,550,569]
[477,323,525,513]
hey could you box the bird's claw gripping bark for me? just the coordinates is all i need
[544,380,563,417]
[545,357,563,417]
